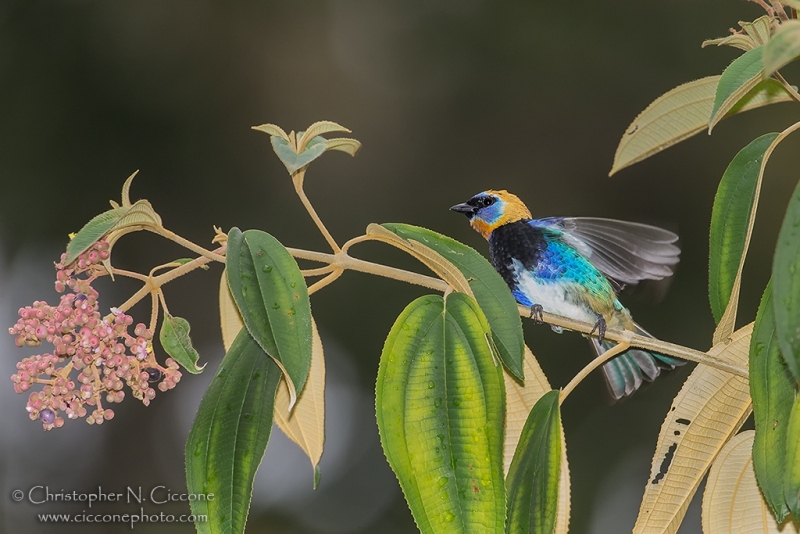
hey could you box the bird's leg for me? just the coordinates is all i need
[589,314,607,344]
[529,304,544,324]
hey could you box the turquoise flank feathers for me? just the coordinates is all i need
[450,190,684,399]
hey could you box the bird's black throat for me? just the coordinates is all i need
[487,219,547,288]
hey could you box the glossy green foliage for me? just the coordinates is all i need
[381,223,525,380]
[185,329,282,534]
[64,207,128,264]
[505,390,561,534]
[226,227,312,402]
[773,178,800,384]
[160,314,205,374]
[376,293,506,533]
[750,282,795,520]
[709,133,779,322]
[709,47,764,130]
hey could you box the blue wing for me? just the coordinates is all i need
[529,217,680,285]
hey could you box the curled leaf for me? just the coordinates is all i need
[159,314,205,374]
[252,123,290,141]
[297,121,352,151]
[226,228,313,409]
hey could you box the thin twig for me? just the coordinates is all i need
[148,227,226,263]
[292,171,341,253]
[149,291,159,332]
[110,268,149,282]
[282,244,749,378]
[115,247,224,313]
[560,341,632,403]
[307,268,344,295]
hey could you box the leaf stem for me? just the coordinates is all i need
[292,171,342,253]
[774,72,800,103]
[560,341,632,403]
[149,227,226,263]
[115,247,224,314]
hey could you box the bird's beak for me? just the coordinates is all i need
[450,203,475,215]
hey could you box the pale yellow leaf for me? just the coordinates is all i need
[610,77,792,176]
[112,199,162,230]
[297,121,352,152]
[218,269,243,352]
[100,199,164,279]
[740,16,773,47]
[702,431,800,534]
[502,345,570,533]
[704,16,775,50]
[324,137,362,156]
[713,121,800,344]
[275,318,326,477]
[252,123,290,141]
[365,224,474,296]
[633,324,754,534]
[703,34,758,52]
[503,345,551,474]
[120,170,139,208]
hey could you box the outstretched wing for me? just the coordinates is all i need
[530,217,680,285]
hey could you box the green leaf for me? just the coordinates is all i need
[226,228,312,407]
[750,281,794,521]
[185,328,282,534]
[376,293,506,533]
[270,135,327,175]
[609,77,791,176]
[381,223,525,381]
[159,314,205,374]
[774,177,800,384]
[763,20,800,78]
[784,394,800,517]
[709,133,779,323]
[64,207,129,265]
[709,47,764,132]
[505,390,561,534]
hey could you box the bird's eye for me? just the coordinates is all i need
[481,197,495,208]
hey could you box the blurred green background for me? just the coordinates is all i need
[2,1,799,533]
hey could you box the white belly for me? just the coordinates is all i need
[515,265,597,324]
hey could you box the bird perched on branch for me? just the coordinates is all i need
[450,189,684,399]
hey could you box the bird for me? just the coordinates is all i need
[450,189,684,399]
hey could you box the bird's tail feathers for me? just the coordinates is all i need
[591,323,684,400]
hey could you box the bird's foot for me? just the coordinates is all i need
[590,315,607,344]
[529,304,544,324]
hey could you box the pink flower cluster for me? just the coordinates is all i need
[9,239,182,430]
